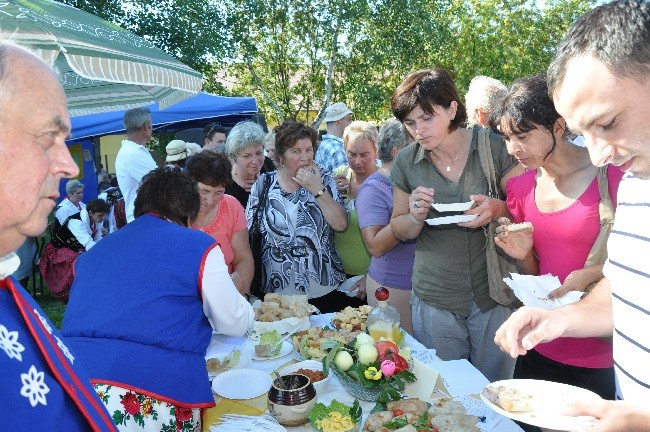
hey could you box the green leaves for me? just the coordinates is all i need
[69,0,596,125]
[308,399,362,429]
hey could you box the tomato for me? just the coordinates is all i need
[391,353,409,374]
[392,409,404,417]
[375,341,399,360]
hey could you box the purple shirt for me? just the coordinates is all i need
[356,171,415,290]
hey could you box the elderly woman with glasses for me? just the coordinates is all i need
[225,121,276,208]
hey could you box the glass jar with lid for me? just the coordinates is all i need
[366,287,400,342]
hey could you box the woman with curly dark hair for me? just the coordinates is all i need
[246,120,365,312]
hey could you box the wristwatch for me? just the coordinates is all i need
[314,188,327,198]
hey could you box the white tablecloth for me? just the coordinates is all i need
[208,313,522,432]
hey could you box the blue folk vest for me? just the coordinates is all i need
[0,276,117,431]
[62,214,217,406]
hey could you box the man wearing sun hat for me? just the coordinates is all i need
[315,102,353,174]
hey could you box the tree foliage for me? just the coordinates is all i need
[59,0,596,124]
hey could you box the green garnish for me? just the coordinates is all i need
[382,417,409,429]
[308,399,362,428]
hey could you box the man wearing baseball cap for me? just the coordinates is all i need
[315,102,353,174]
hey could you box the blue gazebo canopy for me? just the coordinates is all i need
[69,92,258,141]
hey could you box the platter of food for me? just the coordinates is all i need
[292,326,361,360]
[252,294,314,336]
[331,305,373,331]
[252,340,294,361]
[363,397,480,432]
[481,379,602,431]
[309,400,362,432]
[205,344,253,378]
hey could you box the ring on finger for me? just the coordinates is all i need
[413,201,419,208]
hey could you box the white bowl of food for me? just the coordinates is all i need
[279,360,331,393]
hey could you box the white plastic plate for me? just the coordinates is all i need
[425,214,478,226]
[431,200,475,212]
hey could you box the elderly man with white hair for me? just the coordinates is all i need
[465,75,507,127]
[0,42,116,430]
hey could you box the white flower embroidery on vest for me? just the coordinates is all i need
[20,365,50,407]
[54,335,74,364]
[0,324,25,361]
[33,309,53,334]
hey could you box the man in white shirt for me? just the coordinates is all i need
[115,108,157,222]
[494,1,650,430]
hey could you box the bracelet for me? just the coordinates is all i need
[314,187,327,198]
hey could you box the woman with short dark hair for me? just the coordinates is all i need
[389,68,524,382]
[186,151,254,295]
[62,167,253,431]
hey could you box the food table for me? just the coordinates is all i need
[203,313,523,432]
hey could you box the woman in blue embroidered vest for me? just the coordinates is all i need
[62,167,254,431]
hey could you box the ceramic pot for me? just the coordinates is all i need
[267,373,317,426]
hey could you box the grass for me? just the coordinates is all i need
[29,272,66,330]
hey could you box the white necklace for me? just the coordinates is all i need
[432,142,465,172]
[196,204,219,232]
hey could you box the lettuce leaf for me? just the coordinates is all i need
[259,330,282,355]
[308,400,360,428]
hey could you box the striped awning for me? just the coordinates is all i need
[0,0,202,115]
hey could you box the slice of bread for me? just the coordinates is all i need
[506,222,533,232]
[482,385,533,412]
